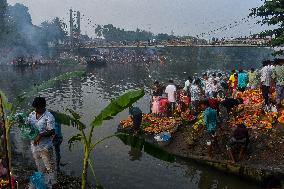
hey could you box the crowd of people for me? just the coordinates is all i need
[100,49,166,64]
[149,58,284,162]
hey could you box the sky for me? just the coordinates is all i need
[7,0,267,39]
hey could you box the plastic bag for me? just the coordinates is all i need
[11,113,39,140]
[20,123,39,140]
[30,172,47,189]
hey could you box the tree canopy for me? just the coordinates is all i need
[250,0,284,55]
[95,24,153,42]
[0,2,68,59]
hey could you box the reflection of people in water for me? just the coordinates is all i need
[128,146,142,161]
[262,175,282,189]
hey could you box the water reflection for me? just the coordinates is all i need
[116,133,258,189]
[0,47,271,189]
[117,134,175,162]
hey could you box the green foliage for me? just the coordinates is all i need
[0,91,12,114]
[250,0,284,55]
[91,89,145,127]
[0,3,68,56]
[68,133,83,150]
[96,24,153,42]
[40,17,68,45]
[62,89,144,189]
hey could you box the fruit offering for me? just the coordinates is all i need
[120,114,182,134]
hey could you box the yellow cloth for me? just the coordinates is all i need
[228,74,235,87]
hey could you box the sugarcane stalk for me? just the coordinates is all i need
[0,94,12,189]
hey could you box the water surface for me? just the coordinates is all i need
[0,47,272,188]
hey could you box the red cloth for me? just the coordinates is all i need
[181,95,190,106]
[208,98,219,111]
[159,98,168,113]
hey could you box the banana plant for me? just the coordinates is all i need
[60,89,145,189]
[0,70,86,185]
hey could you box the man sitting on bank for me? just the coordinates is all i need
[226,124,250,163]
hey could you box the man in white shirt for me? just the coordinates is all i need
[28,97,57,187]
[165,79,176,116]
[203,74,214,98]
[260,60,272,107]
[183,76,192,96]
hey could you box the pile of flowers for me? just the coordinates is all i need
[0,179,9,188]
[229,89,281,129]
[238,89,263,104]
[277,111,284,124]
[120,114,182,134]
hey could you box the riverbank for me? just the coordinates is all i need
[119,89,284,187]
[118,123,284,187]
[11,152,90,189]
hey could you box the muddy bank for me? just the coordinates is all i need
[11,152,91,189]
[163,125,284,180]
[117,124,284,187]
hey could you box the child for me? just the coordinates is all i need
[151,96,160,115]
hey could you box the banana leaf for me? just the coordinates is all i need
[91,89,144,127]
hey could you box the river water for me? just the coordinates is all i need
[0,47,273,188]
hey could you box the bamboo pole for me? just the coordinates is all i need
[0,94,12,189]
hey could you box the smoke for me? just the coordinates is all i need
[0,3,66,64]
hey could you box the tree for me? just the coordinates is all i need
[66,89,144,189]
[250,0,284,55]
[95,25,103,38]
[40,17,68,45]
[95,24,153,42]
[0,0,8,42]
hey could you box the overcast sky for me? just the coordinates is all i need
[7,0,266,39]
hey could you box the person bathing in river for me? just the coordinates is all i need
[28,97,57,187]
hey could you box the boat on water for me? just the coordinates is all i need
[86,54,107,66]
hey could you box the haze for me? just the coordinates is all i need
[7,0,265,39]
